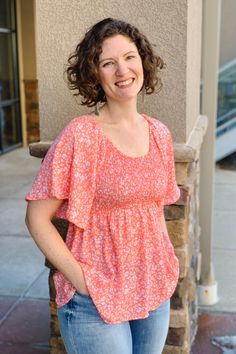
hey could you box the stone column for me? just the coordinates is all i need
[30,1,207,353]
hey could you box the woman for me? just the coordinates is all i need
[26,18,180,354]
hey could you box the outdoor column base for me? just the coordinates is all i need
[198,282,219,306]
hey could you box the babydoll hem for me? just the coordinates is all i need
[54,259,178,325]
[56,288,173,325]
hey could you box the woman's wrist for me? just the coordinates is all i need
[72,263,89,294]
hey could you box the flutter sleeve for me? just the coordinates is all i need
[149,117,180,206]
[26,117,99,229]
[163,129,180,205]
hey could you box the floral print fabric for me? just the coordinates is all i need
[26,114,180,324]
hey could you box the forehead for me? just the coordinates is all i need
[100,34,138,58]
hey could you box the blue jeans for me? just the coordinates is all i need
[57,291,170,354]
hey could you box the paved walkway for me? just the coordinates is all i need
[0,147,236,353]
[0,148,49,353]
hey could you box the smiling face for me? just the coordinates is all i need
[97,34,144,103]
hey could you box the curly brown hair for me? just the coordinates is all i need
[66,18,165,107]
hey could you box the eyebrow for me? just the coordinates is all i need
[99,50,138,64]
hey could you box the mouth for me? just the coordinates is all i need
[115,78,134,87]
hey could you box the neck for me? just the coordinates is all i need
[99,98,141,126]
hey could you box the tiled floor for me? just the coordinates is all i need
[192,312,236,353]
[0,297,50,354]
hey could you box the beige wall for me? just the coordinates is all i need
[36,0,201,143]
[220,0,236,67]
[186,0,202,140]
[20,0,36,80]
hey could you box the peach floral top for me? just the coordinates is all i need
[26,114,180,324]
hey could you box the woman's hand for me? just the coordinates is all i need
[75,268,90,295]
[26,198,88,293]
[77,286,89,295]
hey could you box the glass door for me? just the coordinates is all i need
[0,0,21,153]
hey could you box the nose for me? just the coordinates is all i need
[115,61,129,76]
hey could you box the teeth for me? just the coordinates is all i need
[116,79,133,86]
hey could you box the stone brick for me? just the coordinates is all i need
[188,271,197,303]
[187,162,198,185]
[175,162,189,185]
[170,306,189,328]
[29,141,52,158]
[171,287,188,310]
[49,272,56,299]
[164,205,188,220]
[163,343,190,354]
[175,245,189,279]
[167,219,188,247]
[181,272,194,296]
[175,276,189,296]
[50,336,66,354]
[24,80,40,144]
[51,348,66,354]
[171,292,188,310]
[176,186,190,206]
[51,314,61,336]
[166,327,186,346]
[171,269,198,310]
[49,300,57,316]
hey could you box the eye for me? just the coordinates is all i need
[126,55,136,60]
[102,61,114,68]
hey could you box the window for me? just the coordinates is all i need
[0,0,21,153]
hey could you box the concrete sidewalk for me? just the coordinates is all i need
[0,148,50,354]
[192,166,236,353]
[206,167,236,313]
[0,147,236,353]
[0,148,49,301]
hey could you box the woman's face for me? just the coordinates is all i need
[97,34,144,103]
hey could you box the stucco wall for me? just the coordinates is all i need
[186,0,202,141]
[220,0,236,67]
[35,0,201,142]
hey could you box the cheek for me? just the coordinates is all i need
[137,62,144,78]
[138,66,144,82]
[98,70,111,86]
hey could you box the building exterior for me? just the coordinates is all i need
[0,0,21,153]
[30,1,205,353]
[0,0,38,154]
[1,0,235,353]
[1,0,235,154]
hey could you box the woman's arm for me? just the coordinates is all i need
[25,198,88,294]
